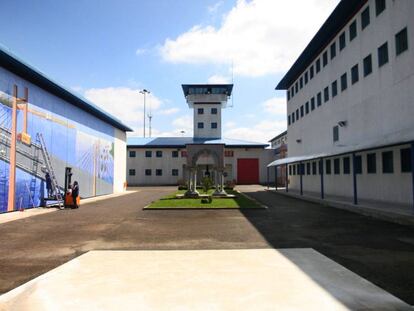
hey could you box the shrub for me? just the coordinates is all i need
[201,176,213,193]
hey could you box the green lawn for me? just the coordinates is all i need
[145,189,263,209]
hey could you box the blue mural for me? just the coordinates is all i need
[0,89,115,213]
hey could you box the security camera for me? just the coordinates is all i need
[338,121,347,127]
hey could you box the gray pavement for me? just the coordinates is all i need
[0,185,413,305]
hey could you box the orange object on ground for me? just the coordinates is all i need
[65,193,80,208]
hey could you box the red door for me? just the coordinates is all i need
[237,158,259,184]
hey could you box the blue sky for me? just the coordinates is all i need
[0,0,339,142]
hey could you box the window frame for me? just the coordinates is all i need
[361,6,370,30]
[351,64,359,84]
[378,42,389,67]
[349,20,357,41]
[363,54,372,77]
[367,153,377,174]
[395,27,408,56]
[129,169,136,176]
[382,151,394,173]
[129,150,136,158]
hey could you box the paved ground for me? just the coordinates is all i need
[1,249,411,311]
[0,185,413,305]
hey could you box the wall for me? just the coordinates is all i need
[127,146,274,185]
[193,104,222,139]
[287,144,412,204]
[113,128,127,193]
[0,66,123,212]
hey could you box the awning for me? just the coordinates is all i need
[267,128,414,167]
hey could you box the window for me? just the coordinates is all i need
[225,150,234,157]
[310,65,314,79]
[129,169,136,176]
[145,169,152,176]
[332,80,338,97]
[306,162,311,175]
[375,0,385,16]
[343,157,350,174]
[156,169,163,176]
[211,122,217,129]
[197,122,204,129]
[363,54,372,76]
[172,150,179,158]
[295,82,298,93]
[287,91,290,101]
[333,126,339,142]
[300,163,305,175]
[317,92,322,107]
[129,150,136,157]
[355,155,362,174]
[330,42,336,59]
[323,51,328,67]
[378,42,389,67]
[341,73,348,91]
[289,165,292,176]
[324,87,329,102]
[297,164,301,175]
[291,87,294,97]
[400,148,412,172]
[395,28,408,56]
[361,7,370,30]
[349,20,357,41]
[211,107,218,114]
[334,158,340,175]
[145,150,152,158]
[305,102,309,114]
[319,161,323,175]
[197,108,204,114]
[316,59,321,73]
[304,72,308,84]
[312,162,317,175]
[288,115,291,126]
[172,169,179,176]
[326,159,331,174]
[293,165,296,175]
[292,113,295,123]
[300,77,303,89]
[382,151,393,173]
[339,32,346,50]
[156,150,162,157]
[351,64,359,84]
[367,153,376,173]
[300,106,304,117]
[311,97,315,111]
[296,109,299,120]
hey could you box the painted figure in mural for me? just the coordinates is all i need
[45,172,53,197]
[72,181,79,209]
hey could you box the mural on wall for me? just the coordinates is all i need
[0,90,114,213]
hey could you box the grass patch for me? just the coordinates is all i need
[146,190,263,209]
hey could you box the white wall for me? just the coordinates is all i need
[193,104,222,139]
[113,128,127,193]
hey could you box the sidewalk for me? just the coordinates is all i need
[0,189,139,225]
[266,187,414,226]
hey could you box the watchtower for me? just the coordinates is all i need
[182,84,233,139]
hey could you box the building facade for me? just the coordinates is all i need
[269,131,287,187]
[0,47,131,213]
[270,0,414,206]
[127,84,273,186]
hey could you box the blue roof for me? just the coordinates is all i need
[0,44,132,132]
[127,137,268,148]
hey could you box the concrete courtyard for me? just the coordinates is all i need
[0,186,413,308]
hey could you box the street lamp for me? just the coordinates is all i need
[139,89,150,137]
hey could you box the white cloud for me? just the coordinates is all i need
[172,115,193,134]
[224,121,236,128]
[159,108,180,115]
[161,0,339,77]
[207,74,231,84]
[208,1,223,14]
[224,119,286,143]
[135,48,147,55]
[262,97,286,116]
[84,87,162,132]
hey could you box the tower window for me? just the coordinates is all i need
[361,7,370,30]
[211,107,218,114]
[197,122,204,129]
[395,28,408,56]
[378,42,389,67]
[349,20,357,41]
[211,122,217,129]
[197,108,204,114]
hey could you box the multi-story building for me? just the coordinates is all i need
[270,0,413,207]
[127,84,273,186]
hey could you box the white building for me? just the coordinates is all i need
[269,0,414,207]
[127,84,274,186]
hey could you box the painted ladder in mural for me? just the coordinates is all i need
[36,133,63,209]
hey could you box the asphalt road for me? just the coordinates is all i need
[0,185,413,305]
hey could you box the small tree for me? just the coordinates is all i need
[201,176,213,194]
